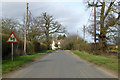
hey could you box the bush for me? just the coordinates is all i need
[33,41,41,52]
[73,40,92,53]
[2,34,11,59]
[26,41,34,54]
[33,41,47,52]
[61,35,92,53]
[14,40,24,56]
[27,40,49,54]
[39,43,48,51]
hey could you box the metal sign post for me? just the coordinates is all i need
[11,43,13,61]
[7,32,18,61]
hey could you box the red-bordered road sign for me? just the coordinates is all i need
[7,32,18,43]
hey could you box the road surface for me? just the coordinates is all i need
[5,50,114,78]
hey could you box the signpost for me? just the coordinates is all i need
[7,32,18,61]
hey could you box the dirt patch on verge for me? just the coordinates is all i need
[66,50,118,78]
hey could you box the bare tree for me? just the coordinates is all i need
[35,12,66,49]
[87,1,119,52]
[2,18,19,35]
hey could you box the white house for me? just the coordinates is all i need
[51,41,56,50]
[51,40,61,50]
[58,42,61,48]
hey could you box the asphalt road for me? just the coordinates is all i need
[5,50,113,78]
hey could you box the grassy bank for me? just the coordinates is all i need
[72,50,118,71]
[2,50,54,74]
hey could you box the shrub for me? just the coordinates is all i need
[2,34,11,59]
[61,34,92,53]
[73,40,92,53]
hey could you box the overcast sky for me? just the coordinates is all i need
[1,1,94,43]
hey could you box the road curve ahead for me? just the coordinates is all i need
[5,50,114,78]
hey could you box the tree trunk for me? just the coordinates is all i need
[99,2,107,53]
[46,28,50,50]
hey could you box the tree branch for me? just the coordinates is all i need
[104,2,114,19]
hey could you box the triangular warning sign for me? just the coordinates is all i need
[7,32,18,43]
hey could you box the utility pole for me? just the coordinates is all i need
[24,3,28,55]
[118,2,120,51]
[118,2,120,80]
[83,25,85,41]
[77,30,78,40]
[94,4,96,49]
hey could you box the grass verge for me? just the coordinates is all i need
[2,50,54,74]
[71,50,118,71]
